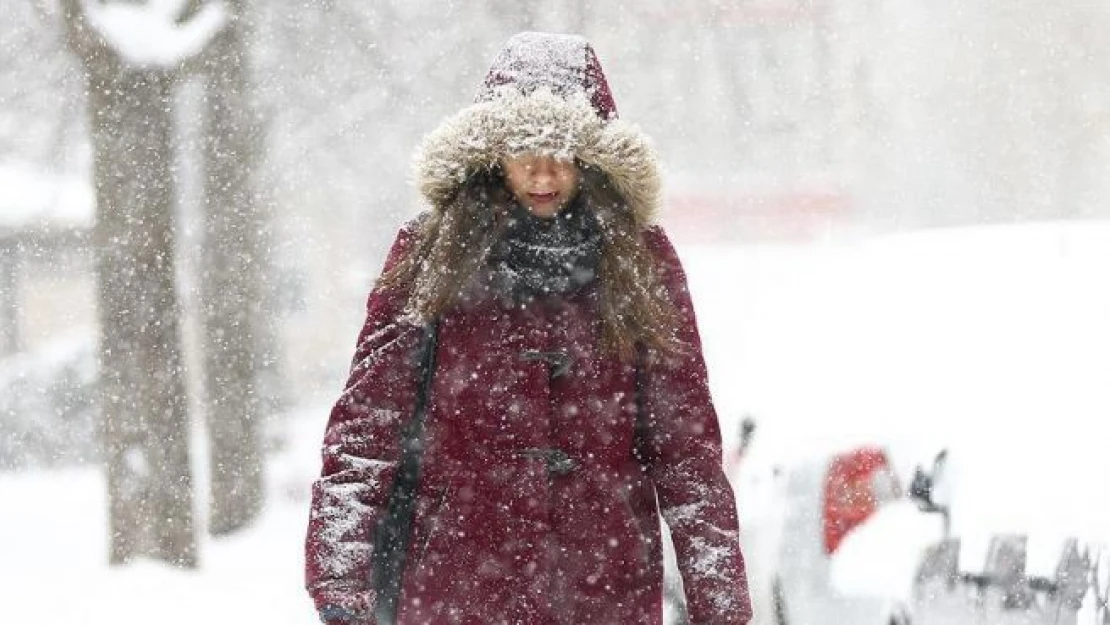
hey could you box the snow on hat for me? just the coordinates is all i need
[476,32,618,121]
[414,32,660,228]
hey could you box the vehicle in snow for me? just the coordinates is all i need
[764,444,905,625]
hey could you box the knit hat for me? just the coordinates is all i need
[414,32,660,228]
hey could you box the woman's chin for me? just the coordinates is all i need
[524,203,563,219]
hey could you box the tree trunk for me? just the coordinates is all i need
[199,1,274,535]
[86,60,198,567]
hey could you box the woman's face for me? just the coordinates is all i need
[501,154,580,219]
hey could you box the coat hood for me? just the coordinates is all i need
[413,32,661,229]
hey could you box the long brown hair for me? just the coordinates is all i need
[379,165,680,360]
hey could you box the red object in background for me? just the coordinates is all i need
[662,185,853,246]
[822,447,900,555]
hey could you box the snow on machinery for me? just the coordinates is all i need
[897,449,1110,625]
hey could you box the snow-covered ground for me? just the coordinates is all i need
[3,219,1109,624]
[0,408,326,625]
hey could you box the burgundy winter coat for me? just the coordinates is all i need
[305,219,751,624]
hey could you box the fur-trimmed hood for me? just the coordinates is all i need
[413,32,661,229]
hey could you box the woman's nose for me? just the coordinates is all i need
[530,158,557,179]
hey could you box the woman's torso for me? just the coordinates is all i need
[397,287,662,624]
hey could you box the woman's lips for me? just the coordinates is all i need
[529,191,558,205]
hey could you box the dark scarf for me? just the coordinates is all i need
[485,197,602,300]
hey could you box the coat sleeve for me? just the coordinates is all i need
[639,226,753,625]
[304,219,426,623]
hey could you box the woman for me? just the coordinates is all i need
[305,32,752,625]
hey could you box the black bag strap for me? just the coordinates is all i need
[632,343,652,470]
[372,320,440,625]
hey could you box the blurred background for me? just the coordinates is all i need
[3,2,1110,624]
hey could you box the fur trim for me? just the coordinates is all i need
[413,88,660,229]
